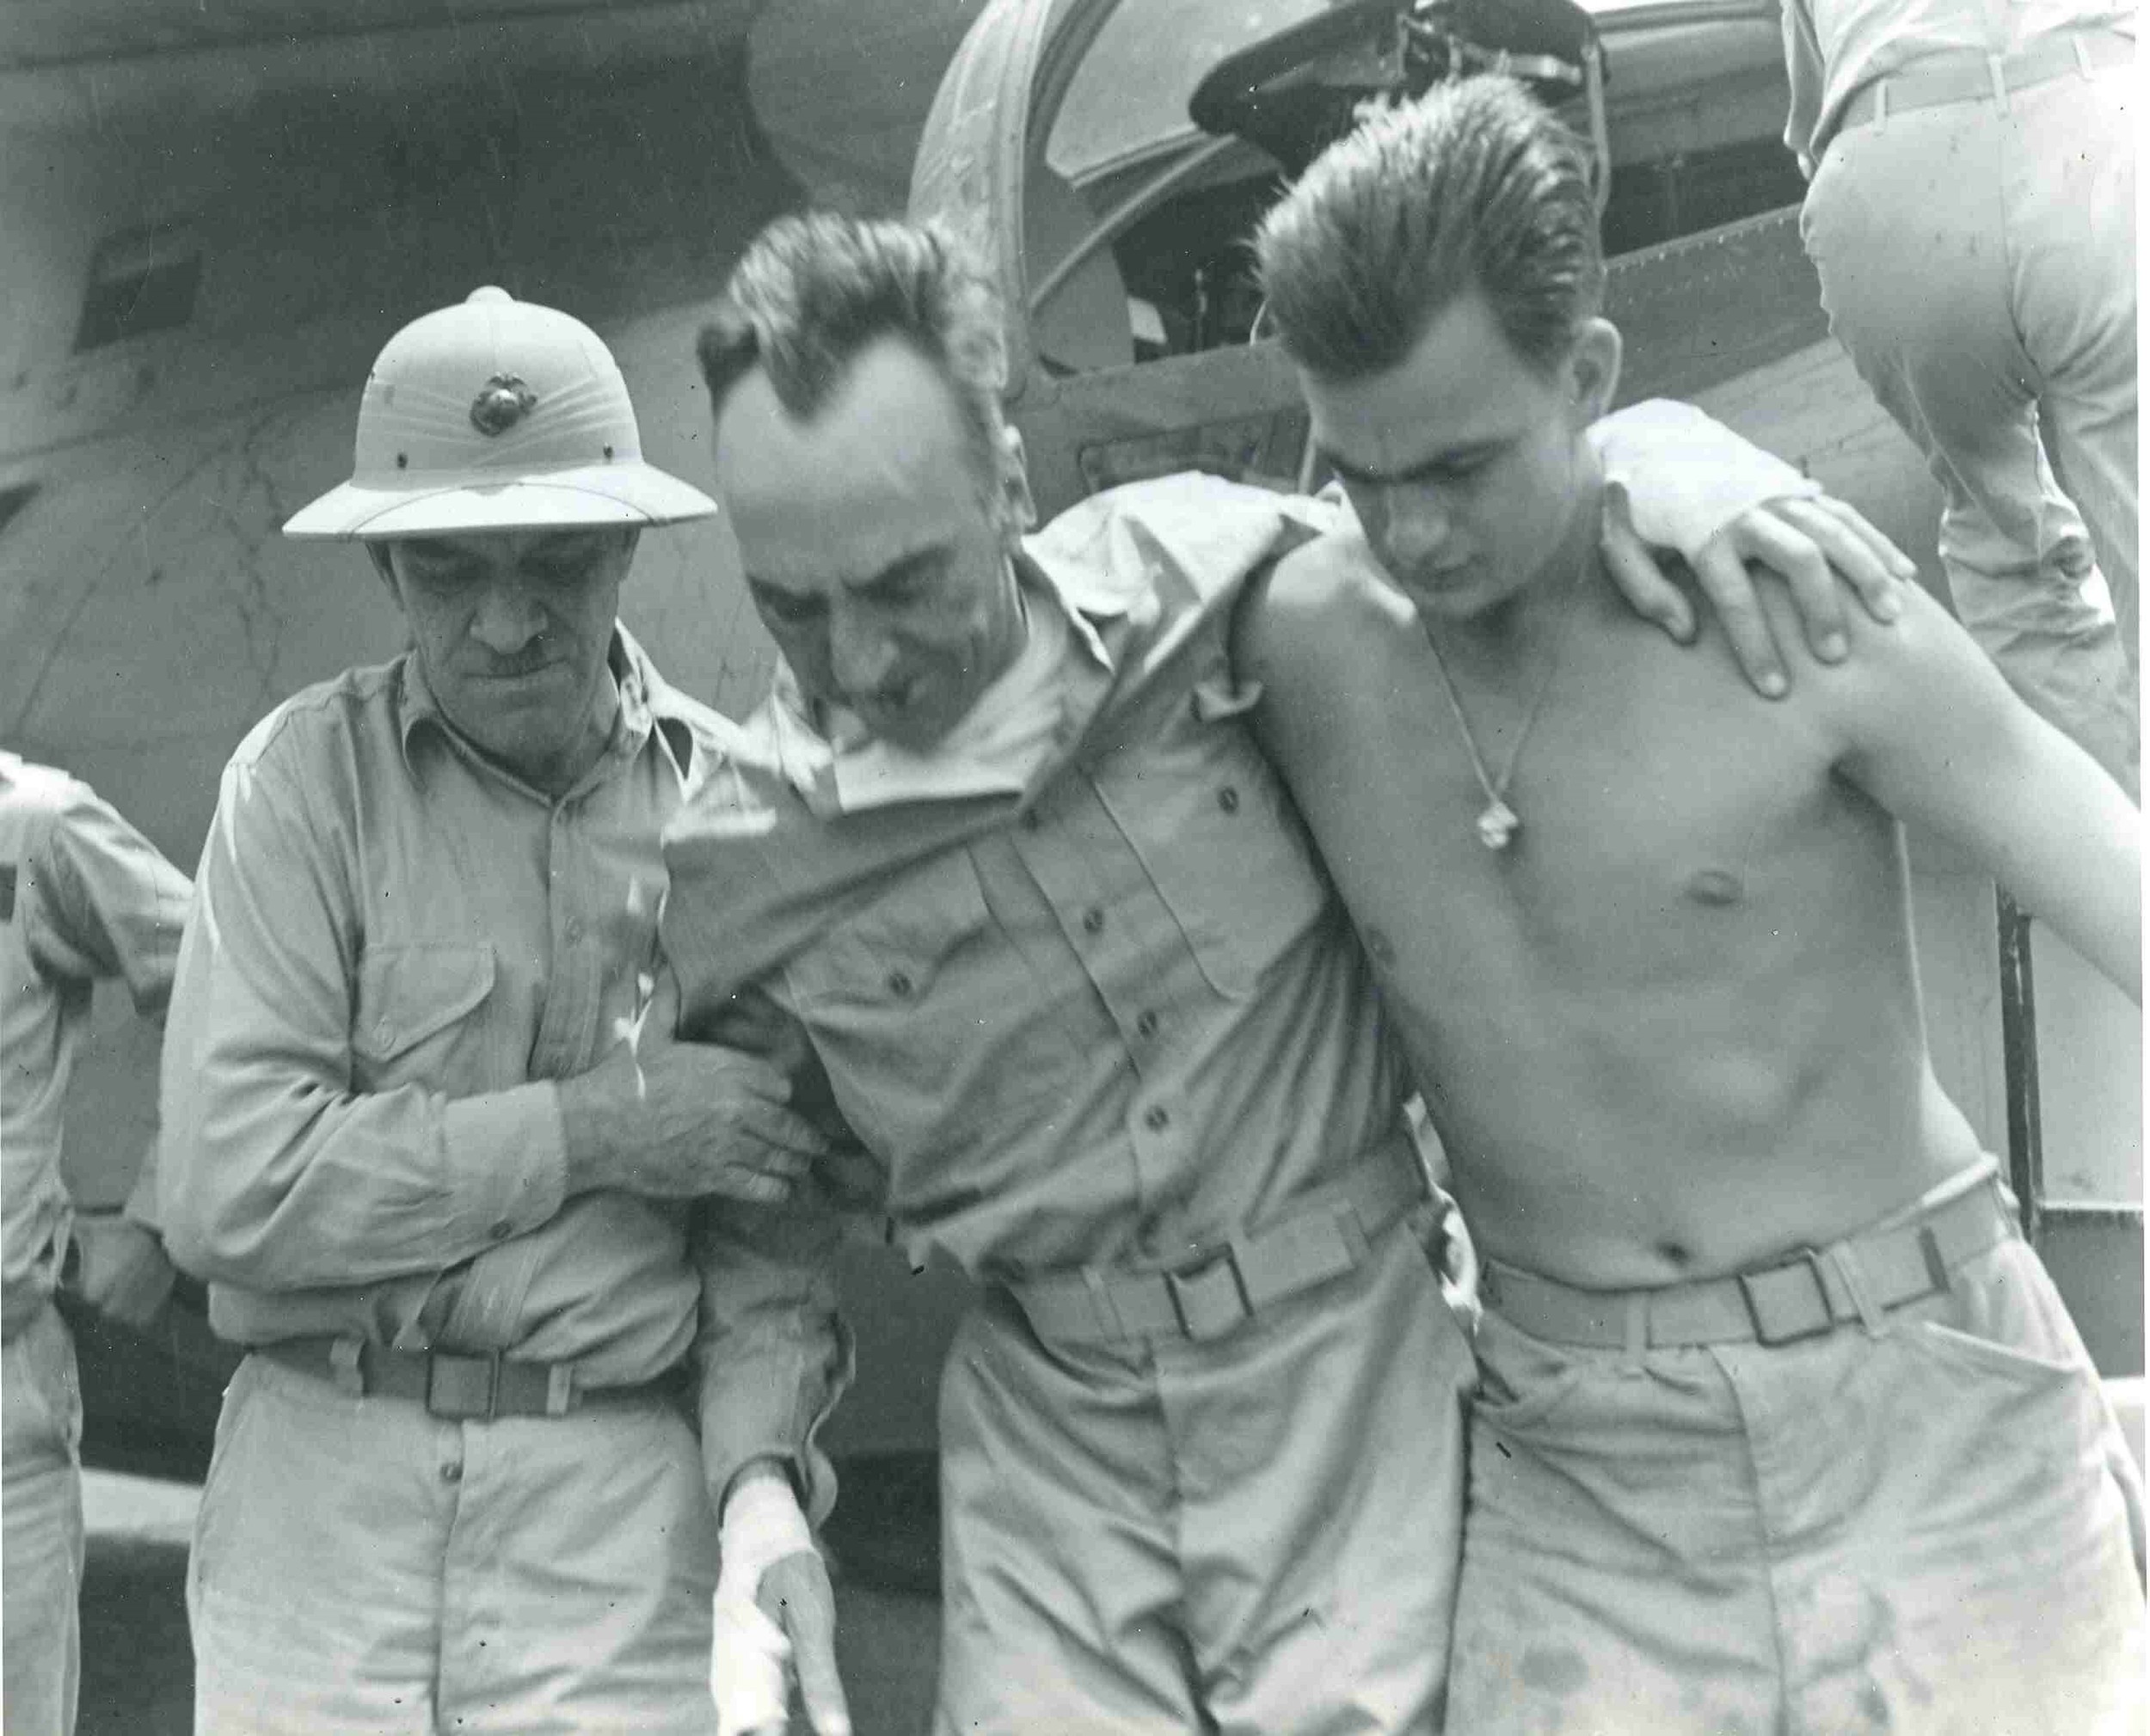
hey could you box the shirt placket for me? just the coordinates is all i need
[1006,775,1199,1218]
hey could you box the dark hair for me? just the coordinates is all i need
[1255,76,1603,382]
[696,212,1010,478]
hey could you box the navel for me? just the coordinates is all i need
[1685,868,1745,907]
[1655,1239,1696,1271]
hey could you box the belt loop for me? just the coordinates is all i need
[1987,53,2010,112]
[1080,1267,1125,1342]
[1827,1242,1888,1336]
[545,1364,575,1417]
[1622,1292,1649,1362]
[2073,37,2093,79]
[1875,80,1890,129]
[329,1337,365,1396]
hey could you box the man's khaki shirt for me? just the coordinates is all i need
[663,475,1414,1517]
[2,756,190,1336]
[160,629,733,1391]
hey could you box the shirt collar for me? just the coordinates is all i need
[761,545,1115,806]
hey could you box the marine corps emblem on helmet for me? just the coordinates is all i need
[469,374,538,436]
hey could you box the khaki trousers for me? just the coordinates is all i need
[3,1304,83,1736]
[1801,53,2139,792]
[1447,1219,2145,1733]
[934,1221,1475,1734]
[187,1352,720,1734]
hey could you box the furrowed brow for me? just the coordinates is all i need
[857,546,949,597]
[1317,440,1502,488]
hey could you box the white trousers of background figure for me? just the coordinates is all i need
[3,1304,84,1736]
[1801,51,2138,791]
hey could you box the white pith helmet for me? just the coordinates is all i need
[283,286,716,539]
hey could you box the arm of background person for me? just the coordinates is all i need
[28,778,191,1324]
[1592,399,1914,696]
[1780,0,1828,179]
[159,751,569,1290]
[1811,579,2141,1000]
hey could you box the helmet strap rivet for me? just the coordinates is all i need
[396,454,408,469]
[603,445,615,461]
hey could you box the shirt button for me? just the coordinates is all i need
[488,1219,513,1241]
[1217,786,1240,814]
[440,1462,464,1484]
[566,919,586,944]
[887,970,914,997]
[1143,1106,1170,1132]
[1134,1010,1159,1039]
[1081,908,1105,936]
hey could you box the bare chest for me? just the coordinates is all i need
[1287,627,1870,997]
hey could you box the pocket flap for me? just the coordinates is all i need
[354,944,496,1060]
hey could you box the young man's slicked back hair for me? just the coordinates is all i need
[697,212,1010,481]
[1256,76,1603,383]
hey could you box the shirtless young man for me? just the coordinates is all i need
[1244,77,2145,1733]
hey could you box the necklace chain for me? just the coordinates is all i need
[1416,560,1592,851]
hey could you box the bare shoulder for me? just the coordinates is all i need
[1237,525,1410,693]
[1743,564,2016,754]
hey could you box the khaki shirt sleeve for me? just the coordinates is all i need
[159,751,566,1291]
[688,982,857,1527]
[1781,0,1828,177]
[24,782,191,1016]
[1591,399,1818,556]
[691,1176,856,1527]
[24,782,193,1231]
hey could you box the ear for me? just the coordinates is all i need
[996,423,1037,537]
[1565,318,1623,426]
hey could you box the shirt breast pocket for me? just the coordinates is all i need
[351,942,497,1095]
[785,852,1027,1130]
[1093,678,1329,1000]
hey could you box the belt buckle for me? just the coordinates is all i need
[1736,1247,1835,1346]
[1166,1251,1252,1340]
[426,1350,502,1420]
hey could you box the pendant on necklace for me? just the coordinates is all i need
[1477,798,1520,851]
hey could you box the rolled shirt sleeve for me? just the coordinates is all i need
[691,1177,856,1526]
[160,750,568,1292]
[1591,399,1820,557]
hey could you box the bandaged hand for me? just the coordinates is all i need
[713,1469,851,1736]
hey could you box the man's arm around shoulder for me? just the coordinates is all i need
[1232,530,1387,751]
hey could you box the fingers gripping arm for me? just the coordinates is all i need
[1593,401,1914,696]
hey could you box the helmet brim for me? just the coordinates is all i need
[282,462,717,539]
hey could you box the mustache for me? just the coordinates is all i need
[470,647,561,678]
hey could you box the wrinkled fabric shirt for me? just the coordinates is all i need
[1,755,190,1337]
[1782,0,2135,173]
[663,474,1414,1514]
[159,629,735,1393]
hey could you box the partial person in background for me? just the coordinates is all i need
[158,288,836,1735]
[3,752,190,1736]
[1782,0,2137,789]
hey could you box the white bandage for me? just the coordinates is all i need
[711,1475,818,1736]
[1594,399,1821,561]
